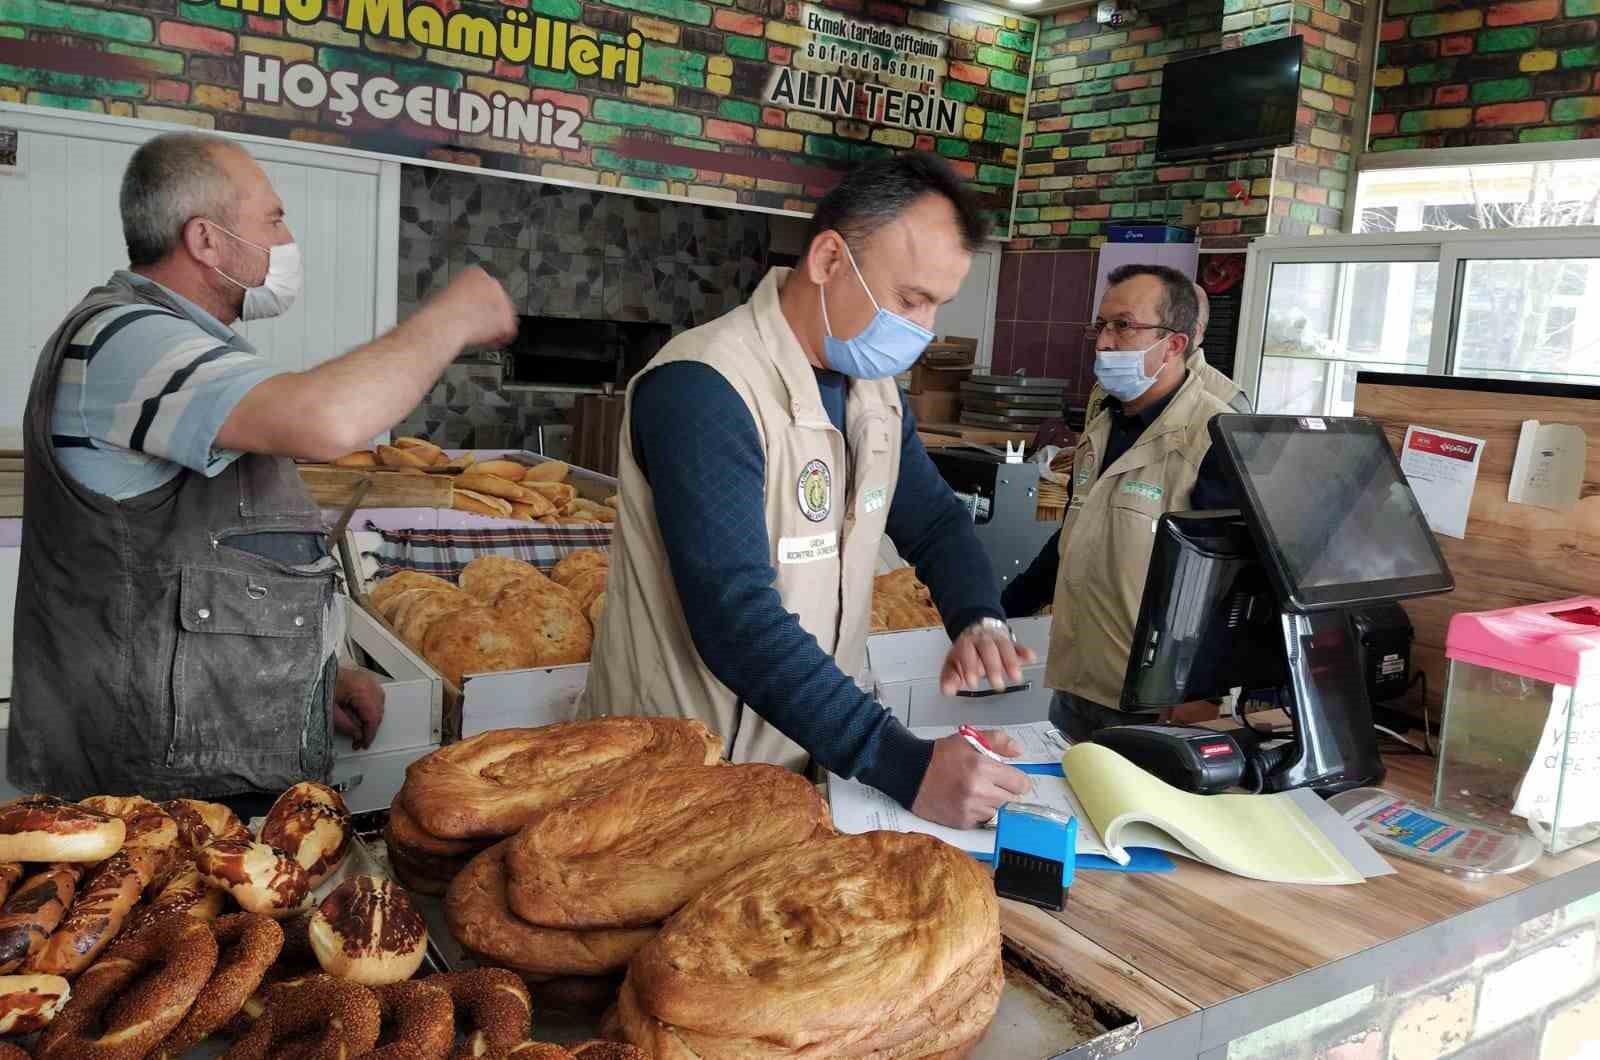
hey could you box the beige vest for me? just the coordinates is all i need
[1046,371,1231,708]
[582,268,902,769]
[1084,349,1245,424]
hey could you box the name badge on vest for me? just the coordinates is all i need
[779,532,839,565]
[861,486,888,514]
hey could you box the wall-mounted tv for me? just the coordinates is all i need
[1154,35,1304,163]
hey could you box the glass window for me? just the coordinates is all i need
[1452,257,1600,387]
[1256,261,1437,416]
[1356,160,1600,234]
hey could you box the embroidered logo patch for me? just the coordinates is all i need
[798,459,832,522]
[1120,480,1164,503]
[861,486,888,514]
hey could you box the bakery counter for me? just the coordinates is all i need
[1040,752,1600,1059]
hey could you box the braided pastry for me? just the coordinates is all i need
[0,864,83,973]
[36,915,219,1060]
[163,800,250,852]
[25,850,146,977]
[150,913,283,1059]
[127,856,226,934]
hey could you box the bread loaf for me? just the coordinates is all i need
[522,461,570,483]
[474,459,527,482]
[366,571,458,616]
[420,608,538,688]
[618,831,1002,1059]
[505,764,832,930]
[260,783,353,890]
[445,845,654,978]
[399,718,722,841]
[333,451,379,468]
[308,876,427,985]
[377,445,434,469]
[454,490,514,518]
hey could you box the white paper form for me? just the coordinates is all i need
[1509,420,1586,513]
[825,772,1121,862]
[1512,677,1600,835]
[910,720,1070,768]
[1399,425,1486,540]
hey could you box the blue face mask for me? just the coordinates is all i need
[1093,335,1167,403]
[819,243,934,379]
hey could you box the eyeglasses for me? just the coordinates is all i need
[1089,318,1178,338]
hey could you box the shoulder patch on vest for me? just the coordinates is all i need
[798,459,832,522]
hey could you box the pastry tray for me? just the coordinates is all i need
[159,810,451,1058]
[345,811,1142,1057]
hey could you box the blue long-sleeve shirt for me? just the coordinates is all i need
[630,361,1005,808]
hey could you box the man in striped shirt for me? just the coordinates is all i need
[14,132,516,807]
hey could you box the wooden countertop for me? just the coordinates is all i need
[1024,752,1600,1036]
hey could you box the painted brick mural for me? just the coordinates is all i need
[0,0,1035,227]
[1370,0,1600,149]
[1012,0,1364,250]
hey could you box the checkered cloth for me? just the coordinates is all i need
[368,521,613,580]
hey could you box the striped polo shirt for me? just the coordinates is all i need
[51,271,281,501]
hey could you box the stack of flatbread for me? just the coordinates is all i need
[326,442,619,524]
[366,549,611,688]
[870,568,943,633]
[445,760,830,1014]
[608,831,1003,1058]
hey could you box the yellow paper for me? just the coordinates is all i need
[1063,743,1364,885]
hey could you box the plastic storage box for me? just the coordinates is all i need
[1436,597,1600,855]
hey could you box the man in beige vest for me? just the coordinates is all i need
[586,153,1036,828]
[1083,281,1250,424]
[1002,265,1237,741]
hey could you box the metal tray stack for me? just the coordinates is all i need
[960,376,1069,431]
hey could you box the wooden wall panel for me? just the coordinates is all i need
[1353,374,1600,719]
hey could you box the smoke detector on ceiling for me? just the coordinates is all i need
[1096,0,1136,26]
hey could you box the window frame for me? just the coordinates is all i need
[1235,226,1600,410]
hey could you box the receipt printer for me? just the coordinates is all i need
[1091,725,1246,794]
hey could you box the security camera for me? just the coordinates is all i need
[1096,0,1135,26]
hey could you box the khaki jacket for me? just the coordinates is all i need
[1046,370,1231,707]
[582,268,902,768]
[1084,348,1248,423]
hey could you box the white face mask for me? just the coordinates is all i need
[1092,334,1168,403]
[208,222,302,321]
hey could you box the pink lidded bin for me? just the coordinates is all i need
[1437,598,1600,854]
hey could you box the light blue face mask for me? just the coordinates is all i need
[1093,335,1168,403]
[819,242,934,379]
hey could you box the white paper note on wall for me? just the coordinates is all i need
[1399,426,1486,540]
[1509,420,1586,513]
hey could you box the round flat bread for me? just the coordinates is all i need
[498,593,593,667]
[587,592,605,628]
[397,591,477,648]
[552,550,609,588]
[421,608,538,688]
[461,556,543,599]
[565,569,609,615]
[495,577,578,611]
[369,571,458,614]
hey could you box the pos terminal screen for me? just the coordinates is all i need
[1208,416,1453,612]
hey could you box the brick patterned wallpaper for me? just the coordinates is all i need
[0,0,1035,225]
[1012,0,1365,250]
[1370,0,1600,149]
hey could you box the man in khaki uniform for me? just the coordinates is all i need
[1083,281,1250,425]
[1002,265,1237,741]
[586,154,1036,829]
